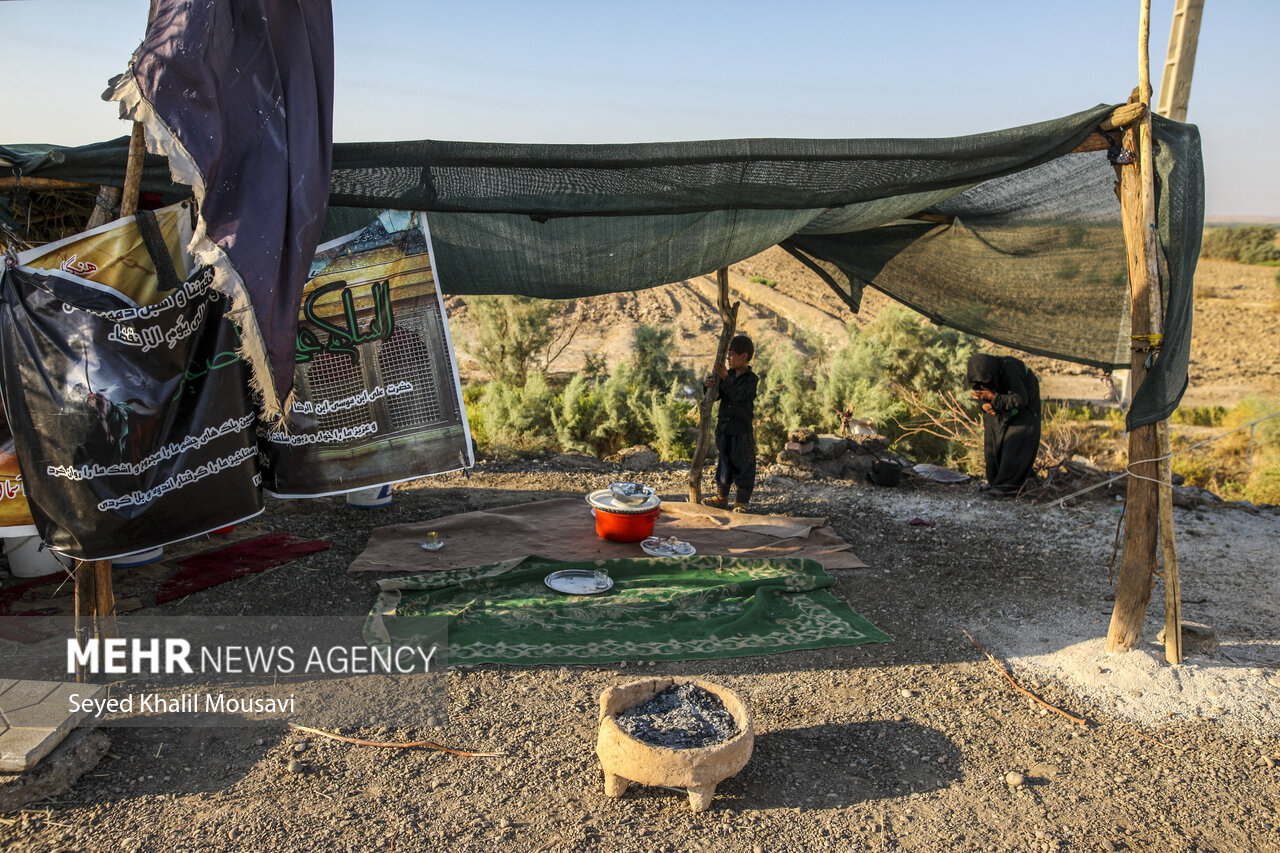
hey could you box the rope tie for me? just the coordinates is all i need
[1131,333,1163,369]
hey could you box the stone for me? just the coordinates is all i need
[1156,621,1220,656]
[0,681,106,772]
[1004,771,1026,787]
[765,464,814,482]
[842,453,876,475]
[286,759,304,774]
[550,452,610,472]
[783,441,815,454]
[0,728,110,813]
[776,449,809,466]
[813,435,848,458]
[608,445,660,471]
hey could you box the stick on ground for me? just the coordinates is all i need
[961,628,1088,726]
[288,722,506,757]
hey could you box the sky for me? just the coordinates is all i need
[3,0,1277,219]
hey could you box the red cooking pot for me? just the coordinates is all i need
[585,488,662,542]
[591,505,661,542]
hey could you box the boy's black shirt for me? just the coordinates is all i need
[714,367,758,435]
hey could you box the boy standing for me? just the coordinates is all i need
[703,334,758,512]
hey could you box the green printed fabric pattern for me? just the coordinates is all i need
[364,555,890,665]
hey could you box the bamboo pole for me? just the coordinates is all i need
[1107,0,1179,657]
[687,268,739,504]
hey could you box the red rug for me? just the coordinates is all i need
[0,532,330,643]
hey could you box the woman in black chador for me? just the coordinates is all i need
[965,353,1041,496]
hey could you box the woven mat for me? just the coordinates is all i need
[350,498,865,573]
[366,554,890,665]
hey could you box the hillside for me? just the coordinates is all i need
[445,248,1280,410]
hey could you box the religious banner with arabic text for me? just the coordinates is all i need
[0,427,36,537]
[0,212,262,560]
[260,211,472,497]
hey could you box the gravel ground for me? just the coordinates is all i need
[3,460,1279,853]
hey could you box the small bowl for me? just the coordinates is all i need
[608,481,654,506]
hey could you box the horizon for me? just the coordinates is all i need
[5,0,1278,219]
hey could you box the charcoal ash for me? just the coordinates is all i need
[614,682,739,749]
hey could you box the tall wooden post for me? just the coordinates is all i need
[71,122,144,676]
[1107,0,1180,659]
[687,268,739,504]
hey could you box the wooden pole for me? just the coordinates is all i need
[687,268,739,504]
[86,185,124,230]
[1158,423,1183,663]
[71,125,145,666]
[1107,0,1178,656]
[1156,0,1204,122]
[118,122,147,219]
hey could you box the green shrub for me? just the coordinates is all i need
[1171,396,1280,505]
[473,374,556,454]
[1171,405,1227,427]
[1200,226,1280,264]
[464,296,559,385]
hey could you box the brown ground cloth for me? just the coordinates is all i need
[348,498,866,572]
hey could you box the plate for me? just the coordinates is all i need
[544,569,614,595]
[586,489,662,514]
[608,481,655,506]
[640,536,696,558]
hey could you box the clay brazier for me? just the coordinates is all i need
[596,677,754,812]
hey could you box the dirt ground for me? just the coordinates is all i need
[3,462,1279,853]
[4,254,1279,852]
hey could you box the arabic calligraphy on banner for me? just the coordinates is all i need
[260,210,473,498]
[0,235,263,560]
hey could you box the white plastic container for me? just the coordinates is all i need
[4,535,65,578]
[112,546,165,568]
[346,484,393,508]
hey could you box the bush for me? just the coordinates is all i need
[1170,396,1280,505]
[1200,226,1280,264]
[752,307,979,463]
[464,296,559,385]
[473,373,557,455]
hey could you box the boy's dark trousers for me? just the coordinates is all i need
[714,428,756,505]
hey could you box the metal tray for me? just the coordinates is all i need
[544,568,614,595]
[640,537,696,558]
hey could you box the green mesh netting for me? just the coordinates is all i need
[1,104,1202,428]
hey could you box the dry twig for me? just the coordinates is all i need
[1124,727,1181,753]
[960,628,1088,725]
[287,722,505,757]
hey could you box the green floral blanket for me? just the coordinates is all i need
[364,555,890,665]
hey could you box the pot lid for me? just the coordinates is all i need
[586,489,662,514]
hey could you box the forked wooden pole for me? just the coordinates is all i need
[1106,0,1180,662]
[687,268,739,504]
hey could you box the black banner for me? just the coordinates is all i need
[0,264,262,560]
